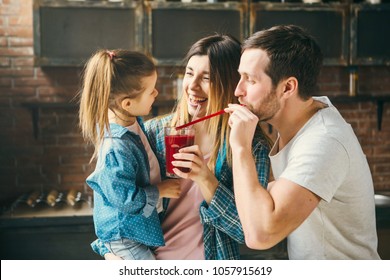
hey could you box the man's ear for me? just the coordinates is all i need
[282,77,298,98]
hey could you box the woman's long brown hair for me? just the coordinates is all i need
[171,34,241,169]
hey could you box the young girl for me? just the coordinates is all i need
[79,49,181,260]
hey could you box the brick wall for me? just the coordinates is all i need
[0,0,389,207]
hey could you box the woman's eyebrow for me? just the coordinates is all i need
[186,66,209,75]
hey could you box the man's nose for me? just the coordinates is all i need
[234,79,245,97]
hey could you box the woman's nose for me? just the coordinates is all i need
[188,77,200,90]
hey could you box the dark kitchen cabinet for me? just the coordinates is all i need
[33,0,390,67]
[0,202,287,260]
[33,0,143,66]
[350,3,390,65]
[144,1,247,66]
[1,200,388,259]
[0,205,100,260]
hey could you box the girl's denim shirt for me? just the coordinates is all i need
[87,120,164,247]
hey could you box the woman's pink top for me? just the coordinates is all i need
[154,156,210,260]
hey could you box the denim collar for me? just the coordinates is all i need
[104,117,145,138]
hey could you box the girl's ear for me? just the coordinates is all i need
[121,97,132,111]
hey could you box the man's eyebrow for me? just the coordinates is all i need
[237,69,248,76]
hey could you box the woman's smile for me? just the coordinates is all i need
[188,94,207,107]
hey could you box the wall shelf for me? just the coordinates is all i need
[22,99,176,139]
[22,94,389,141]
[264,94,390,135]
[22,101,77,140]
[329,94,390,130]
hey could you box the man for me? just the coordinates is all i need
[226,25,380,259]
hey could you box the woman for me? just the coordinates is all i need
[94,34,271,260]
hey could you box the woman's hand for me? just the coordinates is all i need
[157,179,181,198]
[172,145,218,204]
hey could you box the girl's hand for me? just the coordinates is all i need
[172,145,218,204]
[104,253,123,260]
[157,179,181,198]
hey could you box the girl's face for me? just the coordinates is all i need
[128,71,158,117]
[183,55,210,118]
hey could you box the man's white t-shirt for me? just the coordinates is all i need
[269,96,380,259]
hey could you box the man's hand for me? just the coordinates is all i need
[225,104,259,150]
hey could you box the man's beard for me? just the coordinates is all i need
[244,88,280,123]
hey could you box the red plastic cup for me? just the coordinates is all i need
[164,127,195,178]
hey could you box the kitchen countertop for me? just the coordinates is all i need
[0,202,93,228]
[1,192,389,226]
[1,202,92,218]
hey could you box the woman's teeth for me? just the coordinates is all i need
[189,96,207,105]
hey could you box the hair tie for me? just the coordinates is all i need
[106,50,116,61]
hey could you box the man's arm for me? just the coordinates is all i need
[232,146,319,249]
[227,104,320,249]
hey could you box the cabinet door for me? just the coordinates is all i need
[250,3,349,66]
[34,0,143,66]
[145,2,247,66]
[0,220,100,260]
[350,4,390,65]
